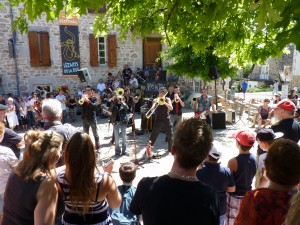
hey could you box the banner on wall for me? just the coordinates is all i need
[144,81,167,96]
[59,13,80,75]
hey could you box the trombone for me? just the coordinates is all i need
[145,93,168,119]
[114,87,124,101]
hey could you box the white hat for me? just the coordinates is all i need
[209,144,222,161]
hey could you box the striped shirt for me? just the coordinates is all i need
[57,171,112,225]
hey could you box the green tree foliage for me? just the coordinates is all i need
[8,0,300,67]
[162,44,238,80]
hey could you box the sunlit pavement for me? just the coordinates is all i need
[17,106,258,187]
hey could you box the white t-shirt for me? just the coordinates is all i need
[56,94,67,110]
[258,153,267,175]
[97,83,106,93]
[0,146,18,194]
[129,78,138,88]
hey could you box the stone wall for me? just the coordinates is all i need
[0,2,145,96]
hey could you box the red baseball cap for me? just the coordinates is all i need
[272,99,296,112]
[234,130,256,147]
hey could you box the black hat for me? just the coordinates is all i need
[0,104,9,110]
[256,129,283,141]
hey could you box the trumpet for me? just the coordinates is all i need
[174,94,180,103]
[78,94,88,105]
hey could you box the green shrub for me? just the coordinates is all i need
[247,86,273,93]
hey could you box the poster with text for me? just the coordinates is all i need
[59,12,80,76]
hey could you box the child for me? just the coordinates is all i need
[255,129,283,188]
[110,163,140,225]
[226,130,257,225]
[6,98,19,130]
[197,144,235,225]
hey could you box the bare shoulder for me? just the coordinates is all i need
[227,158,238,172]
[37,177,58,199]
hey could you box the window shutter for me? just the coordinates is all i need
[107,34,117,68]
[89,34,99,67]
[28,31,40,66]
[40,32,51,66]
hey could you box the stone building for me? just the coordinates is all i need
[248,44,299,87]
[0,2,165,96]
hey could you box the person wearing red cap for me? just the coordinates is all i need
[235,139,300,225]
[271,99,300,143]
[226,130,257,225]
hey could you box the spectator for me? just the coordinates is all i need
[6,97,19,130]
[129,74,139,93]
[272,80,279,94]
[56,90,67,124]
[251,99,272,129]
[0,122,18,223]
[56,132,121,225]
[2,130,63,225]
[42,99,78,166]
[0,95,5,105]
[234,139,300,225]
[68,93,77,122]
[27,92,37,128]
[272,94,281,104]
[271,99,300,143]
[122,64,132,86]
[226,130,257,225]
[110,163,140,225]
[288,89,298,107]
[240,79,248,100]
[284,192,300,225]
[0,104,24,159]
[19,101,28,130]
[196,143,235,225]
[97,78,107,97]
[255,129,283,188]
[130,118,220,225]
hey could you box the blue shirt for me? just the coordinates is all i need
[241,81,248,91]
[196,162,235,215]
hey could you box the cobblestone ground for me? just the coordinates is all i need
[18,106,258,187]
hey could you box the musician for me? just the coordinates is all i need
[81,85,101,151]
[194,87,216,127]
[146,88,173,156]
[109,94,129,156]
[170,85,185,129]
[136,68,146,84]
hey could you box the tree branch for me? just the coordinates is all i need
[164,1,178,46]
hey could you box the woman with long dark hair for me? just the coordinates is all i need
[57,132,121,225]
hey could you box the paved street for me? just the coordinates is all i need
[17,106,258,187]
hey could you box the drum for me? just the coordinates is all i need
[141,107,155,131]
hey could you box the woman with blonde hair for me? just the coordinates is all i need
[57,132,121,225]
[2,130,63,225]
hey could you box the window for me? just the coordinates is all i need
[260,64,269,80]
[28,31,51,67]
[98,37,106,65]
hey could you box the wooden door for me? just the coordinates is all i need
[143,38,161,69]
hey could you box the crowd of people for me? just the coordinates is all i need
[2,71,300,224]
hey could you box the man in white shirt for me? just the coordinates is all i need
[56,90,67,124]
[97,79,106,98]
[129,75,139,93]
